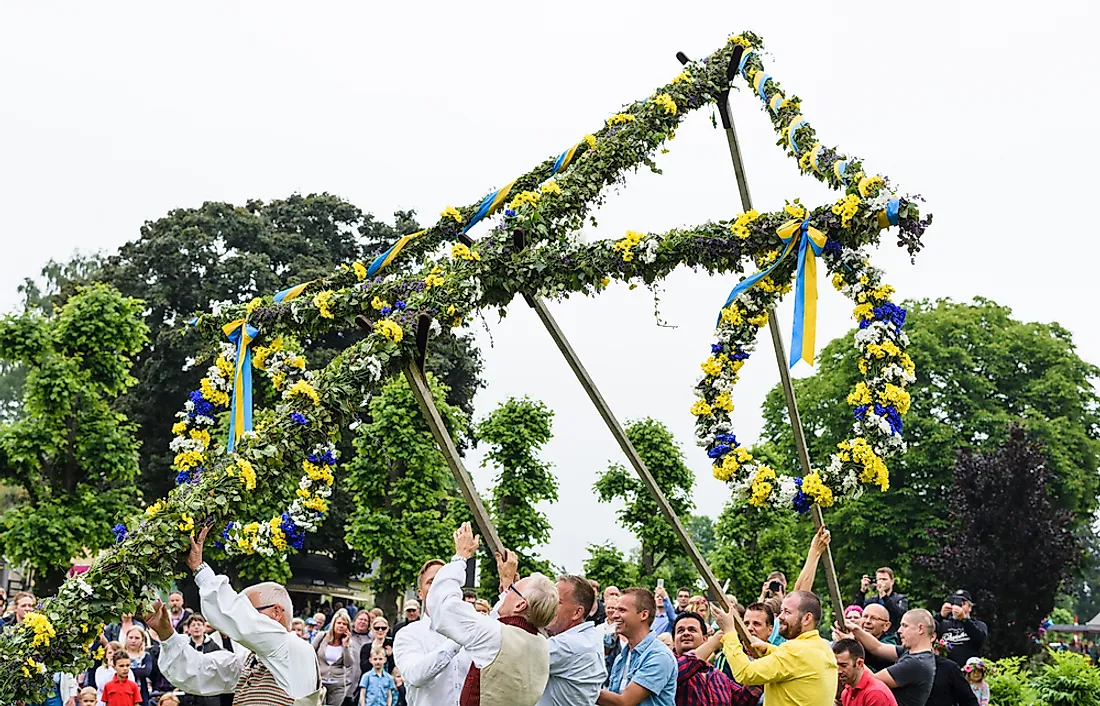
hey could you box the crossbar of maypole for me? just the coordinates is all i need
[678,47,847,621]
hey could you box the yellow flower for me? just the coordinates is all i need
[847,382,872,406]
[652,93,677,115]
[352,262,367,281]
[899,353,916,376]
[245,297,263,314]
[303,460,335,486]
[303,496,329,513]
[178,513,195,532]
[599,277,610,287]
[714,391,734,413]
[441,206,463,223]
[24,612,56,648]
[749,466,777,507]
[690,400,713,417]
[831,194,861,228]
[189,428,211,449]
[866,341,902,360]
[251,347,271,370]
[729,34,752,48]
[271,370,286,390]
[858,358,869,374]
[869,284,896,302]
[94,646,105,661]
[374,319,405,343]
[583,134,597,148]
[288,380,321,405]
[271,524,288,551]
[853,303,875,321]
[216,353,236,379]
[671,70,693,84]
[607,113,636,126]
[613,230,645,263]
[720,306,743,326]
[451,244,481,261]
[802,471,834,507]
[784,203,805,219]
[174,450,204,471]
[313,290,336,319]
[236,459,257,491]
[858,175,885,198]
[296,488,312,499]
[424,273,446,289]
[289,355,306,370]
[701,357,723,376]
[540,180,562,196]
[172,421,188,436]
[748,312,770,327]
[831,273,847,291]
[200,378,229,408]
[729,210,760,240]
[371,296,388,311]
[509,190,541,210]
[878,384,911,415]
[270,337,284,351]
[145,500,166,518]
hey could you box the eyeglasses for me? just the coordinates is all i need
[255,604,278,612]
[373,626,388,631]
[864,615,889,623]
[508,583,526,601]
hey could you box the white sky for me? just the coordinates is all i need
[1,1,1097,576]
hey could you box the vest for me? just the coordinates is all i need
[234,654,326,706]
[460,616,549,706]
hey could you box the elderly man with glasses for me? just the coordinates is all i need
[147,526,325,706]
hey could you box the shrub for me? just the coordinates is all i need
[1030,651,1100,706]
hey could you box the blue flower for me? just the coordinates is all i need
[715,433,739,445]
[708,444,732,459]
[823,239,842,256]
[112,523,128,544]
[728,347,750,361]
[711,343,724,354]
[853,405,869,420]
[189,390,215,418]
[504,209,516,218]
[792,488,812,514]
[280,513,307,549]
[874,403,904,435]
[381,306,392,316]
[395,301,407,311]
[290,412,308,426]
[175,470,191,485]
[858,302,907,333]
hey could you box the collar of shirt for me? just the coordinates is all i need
[852,668,876,693]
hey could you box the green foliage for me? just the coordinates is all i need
[988,656,1038,706]
[1031,651,1100,706]
[710,498,808,603]
[344,373,468,617]
[476,397,557,588]
[0,284,148,592]
[594,418,695,577]
[583,542,637,589]
[1050,607,1075,626]
[759,298,1100,603]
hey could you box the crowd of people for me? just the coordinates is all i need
[2,523,1000,706]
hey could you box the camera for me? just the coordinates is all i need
[768,580,782,593]
[947,595,963,607]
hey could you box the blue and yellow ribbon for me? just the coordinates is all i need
[463,182,516,234]
[787,117,807,155]
[768,94,784,115]
[718,218,828,368]
[877,197,901,228]
[366,230,426,277]
[274,281,313,303]
[222,318,259,451]
[833,160,849,184]
[754,72,772,101]
[738,50,755,78]
[552,144,581,176]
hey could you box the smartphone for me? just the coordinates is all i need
[657,578,665,588]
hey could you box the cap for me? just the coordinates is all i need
[950,589,974,604]
[964,657,987,672]
[304,617,316,626]
[403,599,421,611]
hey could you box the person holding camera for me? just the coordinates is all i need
[852,569,907,639]
[934,591,987,668]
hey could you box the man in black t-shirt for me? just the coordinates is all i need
[934,590,988,668]
[843,608,936,706]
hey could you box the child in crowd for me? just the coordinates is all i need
[94,641,137,703]
[156,694,180,706]
[391,667,406,706]
[78,686,98,706]
[964,657,990,706]
[101,651,142,706]
[359,646,395,706]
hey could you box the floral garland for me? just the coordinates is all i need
[1,31,932,703]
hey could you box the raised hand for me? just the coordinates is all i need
[454,522,481,560]
[186,525,212,572]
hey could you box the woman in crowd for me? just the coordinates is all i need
[123,625,155,705]
[312,608,355,706]
[369,616,395,674]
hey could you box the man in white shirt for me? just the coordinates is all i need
[538,575,607,706]
[427,522,558,706]
[146,526,323,705]
[393,558,471,706]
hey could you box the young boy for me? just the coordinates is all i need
[359,646,395,706]
[101,652,142,706]
[157,693,181,706]
[78,686,98,706]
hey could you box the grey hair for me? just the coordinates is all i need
[244,582,293,628]
[522,573,559,629]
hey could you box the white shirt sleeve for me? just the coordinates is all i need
[393,623,462,687]
[157,633,243,696]
[193,566,319,698]
[426,557,503,669]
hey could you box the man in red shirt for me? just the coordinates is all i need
[101,652,142,706]
[834,639,897,706]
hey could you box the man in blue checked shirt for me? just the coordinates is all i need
[598,588,677,706]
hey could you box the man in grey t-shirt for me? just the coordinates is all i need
[840,608,936,706]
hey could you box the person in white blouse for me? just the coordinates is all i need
[426,522,558,706]
[538,575,607,706]
[393,558,471,706]
[145,526,324,706]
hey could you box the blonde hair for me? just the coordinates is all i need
[79,686,97,700]
[326,608,351,643]
[158,694,181,706]
[521,573,559,629]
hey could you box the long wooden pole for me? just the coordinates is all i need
[679,48,847,620]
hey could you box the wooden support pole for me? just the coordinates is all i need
[678,48,847,621]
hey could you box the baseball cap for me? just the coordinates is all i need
[404,599,421,611]
[949,589,974,604]
[304,617,316,626]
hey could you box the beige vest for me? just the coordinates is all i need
[234,655,326,706]
[478,625,550,706]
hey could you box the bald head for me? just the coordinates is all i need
[860,603,891,638]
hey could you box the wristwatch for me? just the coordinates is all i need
[192,561,211,576]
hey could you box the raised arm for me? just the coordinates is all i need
[146,603,242,697]
[793,526,831,593]
[840,620,899,664]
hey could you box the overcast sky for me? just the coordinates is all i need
[1,1,1097,577]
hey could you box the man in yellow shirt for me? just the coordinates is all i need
[713,590,838,706]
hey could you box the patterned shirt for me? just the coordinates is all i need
[676,652,762,706]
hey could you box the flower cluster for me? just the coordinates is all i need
[170,343,234,483]
[222,442,337,557]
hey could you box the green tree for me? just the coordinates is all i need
[758,298,1100,603]
[594,418,695,578]
[0,284,148,592]
[710,500,806,603]
[344,373,468,618]
[476,397,558,588]
[583,541,637,589]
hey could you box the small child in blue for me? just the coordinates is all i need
[359,647,395,706]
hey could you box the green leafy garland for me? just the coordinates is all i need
[0,31,930,702]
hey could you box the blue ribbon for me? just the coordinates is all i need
[224,320,259,451]
[885,197,900,226]
[738,50,755,78]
